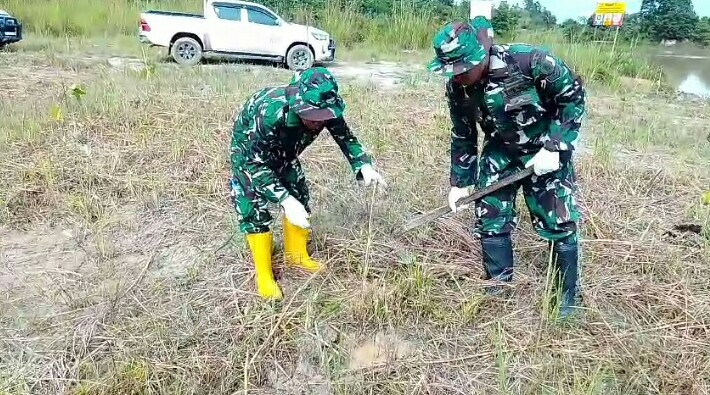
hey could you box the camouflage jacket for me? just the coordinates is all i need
[446,43,586,188]
[230,86,372,204]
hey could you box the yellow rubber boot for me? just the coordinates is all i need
[245,232,283,300]
[283,217,323,273]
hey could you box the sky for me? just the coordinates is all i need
[475,0,710,21]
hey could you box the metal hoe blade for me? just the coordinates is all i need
[400,166,535,233]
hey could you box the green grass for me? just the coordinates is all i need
[504,30,665,86]
[316,1,440,51]
[3,0,200,36]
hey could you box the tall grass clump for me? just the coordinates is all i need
[313,1,369,46]
[509,29,665,86]
[364,7,439,50]
[2,0,200,36]
[317,0,441,51]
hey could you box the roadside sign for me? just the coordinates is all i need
[470,0,493,20]
[593,2,626,27]
[595,2,626,14]
[470,0,494,36]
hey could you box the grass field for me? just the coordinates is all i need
[1,8,710,395]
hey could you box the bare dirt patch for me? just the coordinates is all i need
[60,53,421,91]
[0,225,87,290]
[0,53,89,102]
[347,331,415,370]
[328,61,419,90]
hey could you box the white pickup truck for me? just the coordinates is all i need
[138,0,335,70]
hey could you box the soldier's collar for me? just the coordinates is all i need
[488,53,508,79]
[285,109,301,127]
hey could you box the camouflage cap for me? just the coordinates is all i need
[287,66,345,122]
[427,19,488,76]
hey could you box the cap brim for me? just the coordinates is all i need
[296,106,340,121]
[428,58,480,77]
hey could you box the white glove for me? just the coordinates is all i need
[280,196,310,229]
[359,164,387,188]
[525,148,560,176]
[448,186,474,213]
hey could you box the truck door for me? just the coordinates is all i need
[242,6,282,56]
[207,3,249,53]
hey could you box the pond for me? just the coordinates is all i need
[650,45,710,98]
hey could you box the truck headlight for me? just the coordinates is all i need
[311,32,328,41]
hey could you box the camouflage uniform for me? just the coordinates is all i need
[232,67,384,301]
[229,71,372,234]
[429,18,584,319]
[445,42,584,241]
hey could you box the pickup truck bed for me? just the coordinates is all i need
[143,10,203,18]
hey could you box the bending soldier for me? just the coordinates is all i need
[428,17,586,319]
[230,66,386,300]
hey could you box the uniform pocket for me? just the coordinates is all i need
[503,87,546,128]
[551,174,579,225]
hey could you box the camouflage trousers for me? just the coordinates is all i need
[229,159,310,234]
[473,142,581,241]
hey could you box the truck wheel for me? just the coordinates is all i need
[286,45,314,71]
[171,37,203,66]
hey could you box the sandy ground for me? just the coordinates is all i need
[106,55,421,90]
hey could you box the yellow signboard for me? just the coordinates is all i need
[594,2,626,27]
[595,2,627,14]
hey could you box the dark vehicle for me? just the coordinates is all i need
[0,9,22,48]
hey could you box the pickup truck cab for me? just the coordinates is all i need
[0,9,23,48]
[139,0,335,70]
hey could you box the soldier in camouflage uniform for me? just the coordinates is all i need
[230,66,386,300]
[428,17,585,319]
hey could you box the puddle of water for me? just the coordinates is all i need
[651,48,710,98]
[677,73,710,99]
[655,54,709,60]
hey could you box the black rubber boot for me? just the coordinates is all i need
[553,235,580,320]
[480,235,514,291]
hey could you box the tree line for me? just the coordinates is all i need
[491,0,710,46]
[493,0,710,46]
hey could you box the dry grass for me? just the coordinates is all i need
[1,46,709,395]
